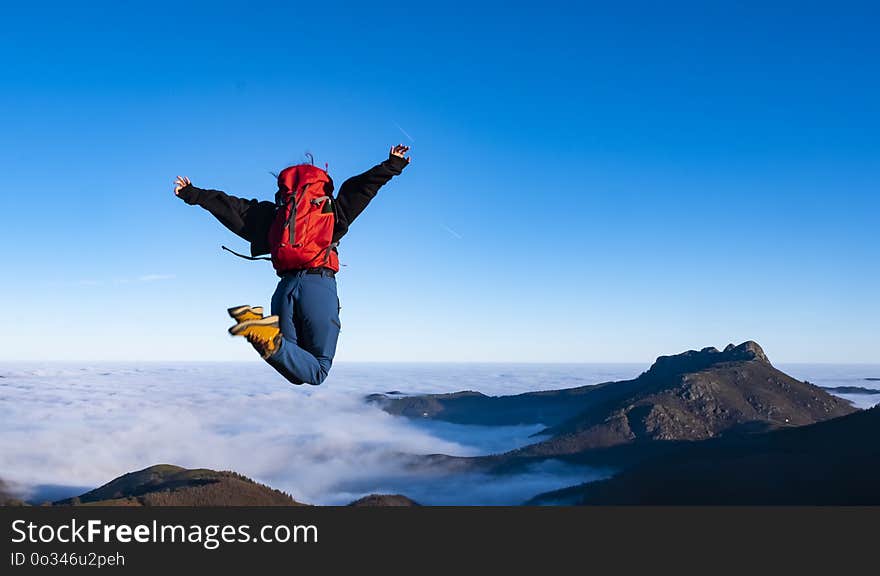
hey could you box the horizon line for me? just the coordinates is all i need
[0,359,878,366]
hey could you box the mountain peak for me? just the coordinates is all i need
[723,340,768,362]
[646,340,769,378]
[55,465,305,506]
[348,494,420,506]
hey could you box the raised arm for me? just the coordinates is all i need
[174,176,276,255]
[333,145,411,242]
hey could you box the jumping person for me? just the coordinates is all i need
[174,145,411,385]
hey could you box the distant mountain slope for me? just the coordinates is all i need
[820,386,880,395]
[508,341,854,458]
[566,406,880,505]
[55,465,305,506]
[367,385,607,427]
[348,494,420,506]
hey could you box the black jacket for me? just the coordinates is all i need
[177,155,408,257]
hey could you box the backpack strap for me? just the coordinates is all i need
[282,189,307,247]
[221,245,271,261]
[288,198,296,237]
[321,241,339,266]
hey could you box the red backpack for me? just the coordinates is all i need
[267,164,340,273]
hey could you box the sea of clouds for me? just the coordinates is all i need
[0,362,876,505]
[778,363,880,409]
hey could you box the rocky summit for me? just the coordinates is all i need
[512,341,854,458]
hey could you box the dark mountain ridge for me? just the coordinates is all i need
[543,405,880,505]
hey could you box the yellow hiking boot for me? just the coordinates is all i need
[227,305,264,323]
[229,316,282,359]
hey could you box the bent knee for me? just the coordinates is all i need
[308,363,333,386]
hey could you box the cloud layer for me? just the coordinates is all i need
[0,362,873,504]
[0,363,640,504]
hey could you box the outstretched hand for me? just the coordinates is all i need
[390,144,411,164]
[173,175,191,195]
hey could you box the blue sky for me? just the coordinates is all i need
[0,1,877,362]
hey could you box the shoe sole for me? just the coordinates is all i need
[229,315,280,336]
[227,305,264,319]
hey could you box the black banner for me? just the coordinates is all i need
[1,507,876,572]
